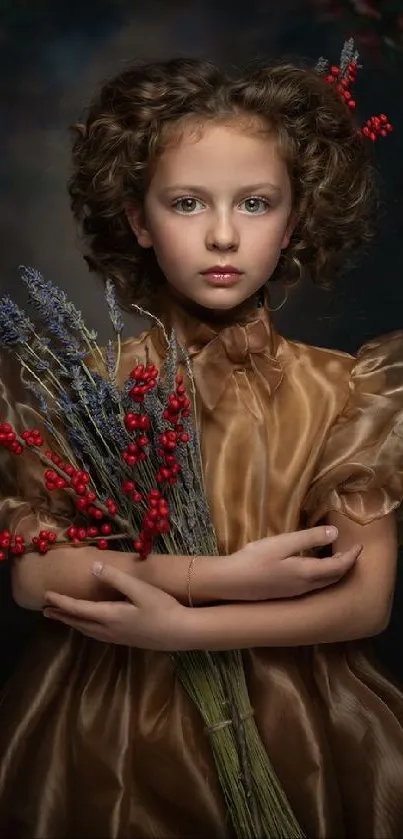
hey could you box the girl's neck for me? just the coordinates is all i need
[154,282,262,329]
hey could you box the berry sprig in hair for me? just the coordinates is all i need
[316,37,393,140]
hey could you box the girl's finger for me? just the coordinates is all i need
[296,545,361,583]
[266,525,339,559]
[44,591,112,622]
[43,609,106,639]
[92,562,167,605]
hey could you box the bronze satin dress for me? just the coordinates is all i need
[1,297,403,838]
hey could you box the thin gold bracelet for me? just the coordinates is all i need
[187,556,197,607]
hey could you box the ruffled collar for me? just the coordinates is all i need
[150,287,283,412]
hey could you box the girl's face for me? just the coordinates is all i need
[128,121,294,311]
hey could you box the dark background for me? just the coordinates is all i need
[1,0,403,684]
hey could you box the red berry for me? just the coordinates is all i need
[88,526,99,538]
[97,539,108,550]
[157,520,171,534]
[101,523,112,535]
[138,415,150,430]
[122,480,136,494]
[133,539,144,553]
[76,498,89,511]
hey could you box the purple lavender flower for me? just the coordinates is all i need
[20,266,97,345]
[105,279,124,334]
[0,295,35,346]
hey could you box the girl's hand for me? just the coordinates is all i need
[224,526,362,602]
[43,563,189,651]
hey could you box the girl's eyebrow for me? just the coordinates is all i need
[161,182,282,196]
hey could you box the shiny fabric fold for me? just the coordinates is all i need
[186,315,283,413]
[1,302,403,838]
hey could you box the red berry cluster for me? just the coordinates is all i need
[44,451,118,549]
[134,489,170,558]
[32,529,57,554]
[0,530,25,561]
[66,521,113,550]
[0,421,24,454]
[361,114,393,141]
[128,363,158,403]
[154,375,191,486]
[163,375,191,424]
[121,480,143,504]
[326,62,357,108]
[21,428,44,447]
[121,438,148,467]
[123,414,150,465]
[124,413,151,433]
[326,62,392,141]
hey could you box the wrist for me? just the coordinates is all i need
[188,555,233,603]
[175,605,204,650]
[136,551,233,604]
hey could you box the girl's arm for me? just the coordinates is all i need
[11,542,223,610]
[12,522,355,611]
[184,513,398,650]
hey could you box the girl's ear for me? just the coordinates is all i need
[281,210,297,251]
[126,205,153,248]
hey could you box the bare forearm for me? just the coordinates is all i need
[11,545,226,610]
[185,575,385,650]
[185,514,398,651]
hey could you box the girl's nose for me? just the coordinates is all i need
[205,211,239,251]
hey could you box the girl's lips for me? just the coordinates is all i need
[202,272,242,287]
[201,265,241,274]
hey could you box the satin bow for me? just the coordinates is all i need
[186,314,283,413]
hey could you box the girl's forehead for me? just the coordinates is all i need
[150,122,290,190]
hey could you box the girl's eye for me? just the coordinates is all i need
[173,197,204,214]
[239,197,270,214]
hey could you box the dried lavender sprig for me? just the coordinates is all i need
[164,329,178,393]
[0,295,36,347]
[20,266,97,341]
[105,279,124,335]
[24,381,49,416]
[0,294,81,395]
[130,303,169,346]
[315,56,329,75]
[19,266,107,374]
[339,38,360,75]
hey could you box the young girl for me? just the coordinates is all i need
[1,55,403,838]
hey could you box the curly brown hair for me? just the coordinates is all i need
[68,57,377,311]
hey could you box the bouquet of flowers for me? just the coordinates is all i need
[0,267,303,839]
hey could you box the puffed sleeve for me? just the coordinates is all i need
[0,351,76,545]
[303,332,403,526]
